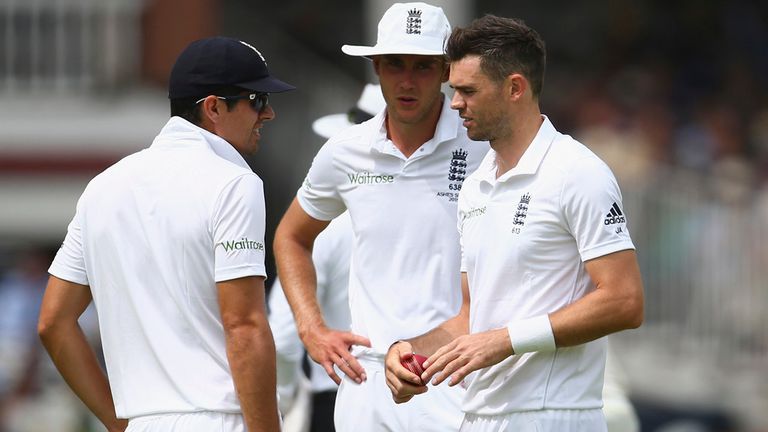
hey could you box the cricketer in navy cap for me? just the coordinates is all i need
[169,36,295,100]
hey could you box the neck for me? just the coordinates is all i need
[492,105,543,178]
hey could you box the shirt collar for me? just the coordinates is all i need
[152,117,251,170]
[478,115,556,184]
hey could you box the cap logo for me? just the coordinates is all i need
[406,8,422,34]
[239,40,267,65]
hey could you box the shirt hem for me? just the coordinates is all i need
[48,267,89,286]
[580,241,634,262]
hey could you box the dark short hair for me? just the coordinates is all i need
[446,15,546,97]
[170,85,247,126]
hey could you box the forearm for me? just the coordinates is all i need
[408,313,469,356]
[39,321,126,432]
[225,321,280,432]
[549,288,642,347]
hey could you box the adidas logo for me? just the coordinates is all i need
[603,202,626,225]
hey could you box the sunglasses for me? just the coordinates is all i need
[195,93,270,112]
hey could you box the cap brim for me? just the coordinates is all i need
[312,114,354,139]
[341,44,445,57]
[238,75,296,93]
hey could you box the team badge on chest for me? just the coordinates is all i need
[512,192,531,234]
[448,148,468,188]
[436,148,469,202]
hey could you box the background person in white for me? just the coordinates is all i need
[37,37,295,432]
[270,214,351,432]
[385,16,644,431]
[274,3,489,431]
[269,84,385,432]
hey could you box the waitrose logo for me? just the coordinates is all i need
[347,171,394,185]
[219,237,264,252]
[463,206,486,221]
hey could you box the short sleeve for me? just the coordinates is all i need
[49,196,89,285]
[561,157,635,262]
[296,142,346,221]
[213,174,267,282]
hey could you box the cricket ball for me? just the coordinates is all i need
[400,353,428,376]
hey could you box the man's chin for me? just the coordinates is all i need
[467,130,488,142]
[240,142,260,156]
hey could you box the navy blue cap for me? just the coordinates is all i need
[168,37,296,99]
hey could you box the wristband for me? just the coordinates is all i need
[507,315,556,354]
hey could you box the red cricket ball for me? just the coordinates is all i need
[400,353,428,376]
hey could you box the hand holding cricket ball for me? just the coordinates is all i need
[400,352,428,377]
[385,341,429,404]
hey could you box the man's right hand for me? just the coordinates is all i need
[384,341,428,404]
[302,325,371,385]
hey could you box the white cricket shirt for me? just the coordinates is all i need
[297,95,489,353]
[458,116,635,414]
[49,117,267,418]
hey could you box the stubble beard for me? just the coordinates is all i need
[467,123,493,142]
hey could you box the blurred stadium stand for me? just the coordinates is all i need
[0,0,765,431]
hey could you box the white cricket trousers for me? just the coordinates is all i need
[126,412,246,432]
[460,408,607,432]
[334,355,465,431]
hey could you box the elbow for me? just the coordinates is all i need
[222,314,269,336]
[222,316,276,357]
[273,222,302,256]
[627,310,644,330]
[623,295,644,330]
[222,318,257,334]
[272,225,287,256]
[37,315,57,346]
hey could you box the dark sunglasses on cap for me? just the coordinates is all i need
[195,93,270,112]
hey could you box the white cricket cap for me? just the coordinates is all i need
[312,84,386,139]
[341,2,450,57]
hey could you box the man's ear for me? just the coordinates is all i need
[197,96,221,131]
[372,56,382,77]
[505,73,528,101]
[198,96,222,123]
[441,61,450,83]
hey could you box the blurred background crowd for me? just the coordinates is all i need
[0,0,766,431]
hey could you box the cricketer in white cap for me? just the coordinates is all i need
[274,3,490,431]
